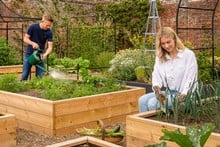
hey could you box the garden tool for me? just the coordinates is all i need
[28,49,44,65]
[28,49,69,80]
[28,49,49,74]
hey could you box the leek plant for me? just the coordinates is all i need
[158,77,220,131]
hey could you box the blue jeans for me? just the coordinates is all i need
[21,53,45,80]
[138,90,179,112]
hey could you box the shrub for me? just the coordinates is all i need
[0,37,21,65]
[95,51,115,68]
[109,49,141,81]
[109,48,154,81]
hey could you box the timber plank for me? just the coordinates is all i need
[0,105,53,129]
[55,114,127,136]
[126,111,220,147]
[0,113,16,146]
[0,133,16,147]
[0,91,53,116]
[55,102,138,129]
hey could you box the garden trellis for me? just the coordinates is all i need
[141,0,161,78]
[176,0,219,80]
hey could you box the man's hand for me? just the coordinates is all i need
[32,42,39,49]
[40,54,47,60]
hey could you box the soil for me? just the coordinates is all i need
[16,128,81,147]
[16,123,126,147]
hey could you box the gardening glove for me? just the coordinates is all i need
[153,86,166,105]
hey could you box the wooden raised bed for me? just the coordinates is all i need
[0,65,35,78]
[0,113,16,146]
[46,136,122,147]
[0,86,145,136]
[126,110,220,147]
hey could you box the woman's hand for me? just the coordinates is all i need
[153,86,166,105]
[177,94,186,102]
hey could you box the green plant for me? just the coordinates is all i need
[69,26,115,67]
[0,73,126,101]
[160,123,214,147]
[109,48,154,81]
[196,50,212,82]
[214,56,220,71]
[184,41,213,83]
[109,49,143,81]
[0,37,21,65]
[95,0,163,35]
[95,51,115,68]
[145,123,214,147]
[156,77,220,134]
[0,74,29,92]
[53,57,90,80]
[129,34,154,50]
[95,0,163,50]
[135,66,148,83]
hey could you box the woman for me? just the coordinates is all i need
[138,27,198,112]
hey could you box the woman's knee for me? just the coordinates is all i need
[148,98,160,110]
[138,95,148,104]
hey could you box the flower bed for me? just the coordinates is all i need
[126,110,220,147]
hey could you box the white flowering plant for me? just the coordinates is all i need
[109,48,154,81]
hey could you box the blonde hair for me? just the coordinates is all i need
[42,12,53,22]
[155,27,185,63]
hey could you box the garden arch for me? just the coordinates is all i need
[176,0,219,79]
[0,0,40,61]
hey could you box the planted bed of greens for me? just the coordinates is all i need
[0,73,126,101]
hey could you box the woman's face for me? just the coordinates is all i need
[160,36,175,53]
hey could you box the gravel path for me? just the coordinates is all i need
[15,123,125,147]
[16,128,81,147]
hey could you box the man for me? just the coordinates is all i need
[21,12,53,80]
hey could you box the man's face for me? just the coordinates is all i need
[41,20,52,30]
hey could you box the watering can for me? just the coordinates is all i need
[28,49,69,79]
[28,49,44,65]
[28,49,48,73]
